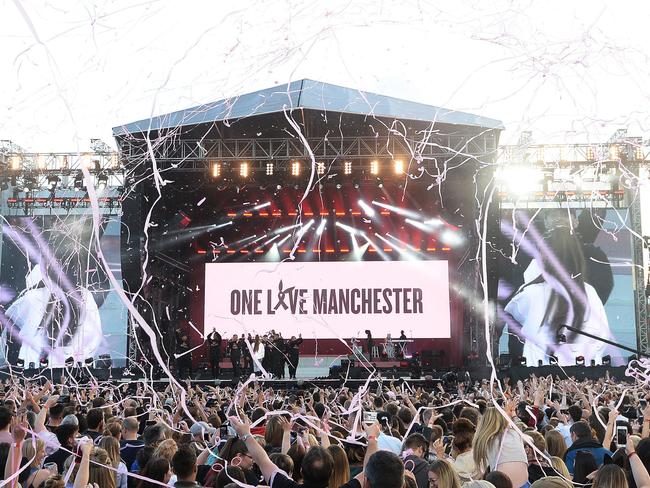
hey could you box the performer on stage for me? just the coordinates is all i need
[252,334,265,374]
[175,327,192,379]
[384,333,395,359]
[206,327,222,378]
[286,334,303,379]
[365,329,374,359]
[227,334,241,378]
[241,334,253,374]
[399,330,407,341]
[273,333,286,378]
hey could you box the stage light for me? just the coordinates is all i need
[291,161,301,176]
[344,161,352,175]
[575,356,585,366]
[266,163,274,175]
[441,230,463,246]
[317,162,326,175]
[211,161,221,178]
[239,162,249,178]
[37,155,48,170]
[602,355,611,366]
[353,180,360,189]
[371,200,421,219]
[517,356,527,366]
[335,221,358,235]
[358,200,375,217]
[635,146,645,161]
[549,355,558,365]
[211,221,233,229]
[370,160,379,175]
[315,219,327,236]
[336,183,342,190]
[586,146,596,161]
[495,166,543,195]
[274,223,301,235]
[110,153,120,169]
[394,159,404,175]
[277,234,292,246]
[10,156,21,170]
[253,202,271,210]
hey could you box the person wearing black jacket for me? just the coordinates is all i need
[401,433,430,488]
[176,327,192,379]
[273,334,286,378]
[227,334,242,378]
[286,334,303,379]
[207,328,222,378]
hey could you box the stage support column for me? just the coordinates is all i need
[630,161,649,355]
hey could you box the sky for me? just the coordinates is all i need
[1,0,650,153]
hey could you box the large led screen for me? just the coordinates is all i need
[496,208,636,366]
[0,215,128,368]
[204,260,450,339]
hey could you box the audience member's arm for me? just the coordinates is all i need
[280,417,291,455]
[363,422,380,469]
[35,394,59,433]
[628,436,650,488]
[73,439,94,488]
[5,420,26,487]
[230,416,278,483]
[603,408,618,449]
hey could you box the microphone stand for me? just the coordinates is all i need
[560,325,648,358]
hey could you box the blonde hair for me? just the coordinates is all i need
[153,438,179,462]
[99,435,121,469]
[549,456,570,479]
[592,464,628,488]
[22,438,45,468]
[327,445,350,488]
[472,407,509,475]
[429,459,461,488]
[545,430,567,458]
[89,447,116,488]
[530,477,572,488]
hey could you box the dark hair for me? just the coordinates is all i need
[171,445,197,480]
[143,424,165,446]
[270,453,294,477]
[314,403,326,419]
[300,446,334,488]
[0,407,12,430]
[219,437,248,462]
[288,443,306,482]
[216,466,245,488]
[397,406,414,426]
[568,405,583,423]
[452,418,476,452]
[524,228,587,339]
[403,433,427,453]
[365,451,404,488]
[484,470,513,488]
[55,424,78,447]
[49,403,65,419]
[137,456,170,488]
[86,408,104,430]
[459,407,480,427]
[135,446,155,473]
[570,421,592,439]
[573,450,598,486]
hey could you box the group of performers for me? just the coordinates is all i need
[352,329,411,359]
[203,329,303,379]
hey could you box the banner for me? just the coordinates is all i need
[204,260,450,339]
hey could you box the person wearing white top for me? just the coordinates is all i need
[252,335,265,373]
[503,228,613,367]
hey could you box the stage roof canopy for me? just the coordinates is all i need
[113,79,503,136]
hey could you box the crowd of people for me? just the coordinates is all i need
[2,372,650,488]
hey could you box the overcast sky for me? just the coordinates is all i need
[2,0,650,153]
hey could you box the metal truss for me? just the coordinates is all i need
[630,163,649,354]
[120,134,500,170]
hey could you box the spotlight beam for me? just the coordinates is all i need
[358,199,376,217]
[371,200,421,219]
[315,218,327,236]
[374,233,417,260]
